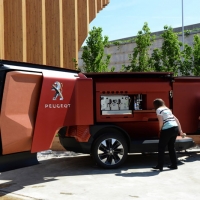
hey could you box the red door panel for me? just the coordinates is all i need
[31,71,93,153]
[0,71,42,155]
[173,77,200,134]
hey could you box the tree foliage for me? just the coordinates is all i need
[122,22,155,72]
[193,34,200,76]
[81,26,114,73]
[150,48,162,72]
[179,44,193,76]
[121,22,200,76]
[82,24,200,76]
[160,26,182,76]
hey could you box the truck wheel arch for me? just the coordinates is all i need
[89,125,131,152]
[57,126,67,137]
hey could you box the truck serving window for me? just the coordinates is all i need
[100,94,147,115]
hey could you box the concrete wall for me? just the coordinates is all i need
[78,23,200,72]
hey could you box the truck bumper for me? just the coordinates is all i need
[130,137,195,153]
[59,136,195,155]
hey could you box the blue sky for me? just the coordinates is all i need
[89,0,200,41]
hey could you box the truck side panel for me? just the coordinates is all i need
[65,78,93,125]
[0,71,42,155]
[173,77,200,134]
[94,78,171,139]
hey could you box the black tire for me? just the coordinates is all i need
[92,133,128,169]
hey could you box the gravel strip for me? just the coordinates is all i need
[37,150,81,161]
[37,145,200,161]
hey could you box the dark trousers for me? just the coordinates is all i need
[158,126,179,167]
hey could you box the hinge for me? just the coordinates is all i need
[170,90,173,98]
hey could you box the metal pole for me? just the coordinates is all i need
[182,0,184,50]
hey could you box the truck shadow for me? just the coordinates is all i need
[0,151,199,197]
[115,151,200,177]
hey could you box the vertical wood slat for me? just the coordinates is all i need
[59,0,63,68]
[97,0,102,13]
[45,0,60,67]
[42,0,46,65]
[103,0,108,7]
[4,0,23,61]
[89,0,97,23]
[26,0,43,64]
[22,0,27,62]
[62,0,78,69]
[0,0,4,59]
[78,0,89,50]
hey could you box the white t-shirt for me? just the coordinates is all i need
[156,107,178,130]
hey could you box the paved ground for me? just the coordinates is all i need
[0,148,200,200]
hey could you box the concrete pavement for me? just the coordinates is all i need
[0,149,200,200]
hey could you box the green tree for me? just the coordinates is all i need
[193,34,200,76]
[81,26,114,72]
[160,26,182,76]
[179,44,193,76]
[122,22,155,72]
[150,48,163,72]
[150,26,194,76]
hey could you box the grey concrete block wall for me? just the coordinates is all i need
[78,24,200,72]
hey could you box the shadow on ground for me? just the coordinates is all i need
[0,151,199,197]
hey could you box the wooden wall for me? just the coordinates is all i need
[0,0,110,69]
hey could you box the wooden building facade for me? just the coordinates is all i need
[0,0,110,69]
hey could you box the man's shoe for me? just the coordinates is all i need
[152,166,163,171]
[167,165,178,170]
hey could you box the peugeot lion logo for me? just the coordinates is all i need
[52,81,64,100]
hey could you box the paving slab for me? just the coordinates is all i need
[0,150,200,200]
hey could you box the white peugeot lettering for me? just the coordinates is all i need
[44,104,71,108]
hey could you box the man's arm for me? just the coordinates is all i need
[174,116,186,138]
[157,115,163,131]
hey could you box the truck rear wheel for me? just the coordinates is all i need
[92,133,128,169]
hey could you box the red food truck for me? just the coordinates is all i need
[0,60,197,171]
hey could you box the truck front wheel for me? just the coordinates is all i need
[92,133,128,169]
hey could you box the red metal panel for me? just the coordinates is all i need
[73,78,93,125]
[173,78,200,133]
[63,77,93,125]
[96,80,171,92]
[31,71,77,152]
[114,121,160,139]
[0,71,42,155]
[31,71,93,152]
[67,125,91,142]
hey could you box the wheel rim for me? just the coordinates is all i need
[97,138,124,165]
